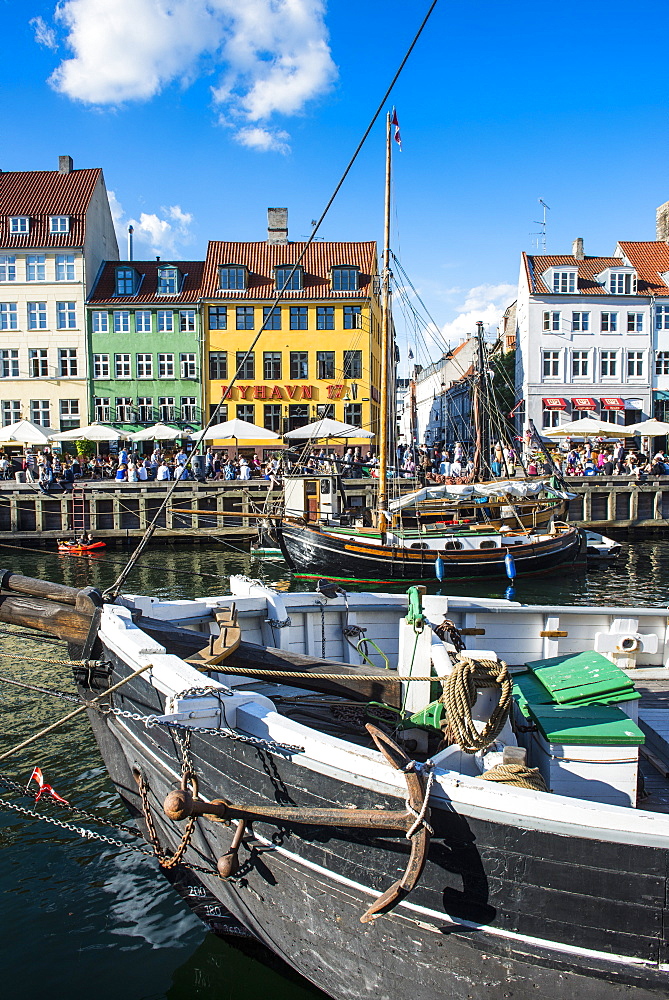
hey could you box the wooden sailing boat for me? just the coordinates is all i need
[277,115,583,582]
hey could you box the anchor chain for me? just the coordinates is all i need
[137,770,198,870]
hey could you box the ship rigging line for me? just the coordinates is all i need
[102,0,441,602]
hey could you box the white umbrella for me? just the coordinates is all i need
[190,418,281,443]
[544,417,623,439]
[284,417,375,440]
[0,419,57,445]
[129,423,185,441]
[50,423,126,442]
[623,418,669,436]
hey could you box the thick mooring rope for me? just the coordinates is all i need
[480,762,548,791]
[441,655,513,755]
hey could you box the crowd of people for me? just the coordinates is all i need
[545,442,669,478]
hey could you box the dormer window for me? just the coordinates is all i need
[157,266,180,295]
[9,216,29,234]
[50,216,69,233]
[115,267,138,296]
[332,266,360,292]
[609,270,636,294]
[219,266,247,290]
[551,270,577,293]
[274,266,303,291]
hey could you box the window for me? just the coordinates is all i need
[290,306,308,330]
[263,306,281,330]
[135,311,152,333]
[344,403,362,426]
[0,350,19,378]
[157,267,179,294]
[208,306,227,330]
[543,311,560,332]
[601,312,618,332]
[29,348,48,377]
[137,397,153,422]
[655,352,669,376]
[158,396,175,421]
[543,409,560,428]
[0,303,17,330]
[94,397,110,422]
[116,397,133,422]
[264,352,282,380]
[264,404,282,433]
[93,354,109,378]
[627,351,644,377]
[158,353,174,377]
[50,216,69,233]
[58,348,78,376]
[114,310,130,333]
[219,266,246,290]
[92,311,109,333]
[317,306,334,330]
[317,351,335,379]
[181,397,197,422]
[332,267,359,291]
[572,311,589,332]
[209,351,227,380]
[179,310,195,332]
[343,350,362,379]
[236,306,254,330]
[59,399,79,431]
[609,272,636,294]
[344,305,362,329]
[157,310,173,332]
[627,312,643,333]
[288,404,309,431]
[572,351,589,378]
[210,403,228,422]
[275,266,302,291]
[552,270,576,293]
[55,254,75,280]
[317,403,334,419]
[114,353,131,378]
[235,351,254,379]
[542,350,560,378]
[31,400,49,426]
[656,305,669,331]
[236,404,255,423]
[28,302,47,330]
[290,352,308,379]
[56,302,76,329]
[600,350,618,377]
[136,353,153,378]
[115,268,136,295]
[1,400,20,425]
[9,217,29,234]
[26,255,45,281]
[180,353,196,378]
[0,256,16,282]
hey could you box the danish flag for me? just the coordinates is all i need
[391,107,402,150]
[28,766,69,805]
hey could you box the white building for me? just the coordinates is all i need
[398,338,477,447]
[0,156,118,430]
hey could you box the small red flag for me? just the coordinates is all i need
[28,766,69,805]
[391,107,402,151]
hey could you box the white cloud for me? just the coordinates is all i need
[42,0,336,150]
[108,192,194,258]
[440,283,516,344]
[30,16,58,50]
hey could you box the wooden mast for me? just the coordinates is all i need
[377,112,392,522]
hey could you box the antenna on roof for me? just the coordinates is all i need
[530,198,550,254]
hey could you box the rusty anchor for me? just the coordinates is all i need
[162,724,432,921]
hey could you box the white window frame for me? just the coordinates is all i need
[56,301,76,330]
[158,353,174,378]
[609,271,637,294]
[655,352,669,376]
[0,256,16,282]
[136,353,153,379]
[158,396,176,422]
[92,311,109,333]
[572,311,589,332]
[29,349,49,378]
[571,350,590,378]
[157,310,174,332]
[542,408,561,429]
[181,397,197,422]
[1,400,20,425]
[30,399,50,426]
[114,353,131,379]
[93,354,110,379]
[9,216,29,234]
[55,254,75,281]
[656,305,669,331]
[627,312,643,333]
[59,398,80,428]
[58,348,78,377]
[180,353,197,379]
[0,350,19,378]
[135,311,152,333]
[0,303,17,331]
[179,310,196,333]
[542,350,560,379]
[137,397,153,422]
[552,270,577,293]
[26,255,46,281]
[600,350,618,378]
[627,351,644,378]
[94,397,111,422]
[601,312,618,332]
[50,216,70,233]
[28,302,47,330]
[543,310,561,332]
[116,397,133,422]
[113,311,130,333]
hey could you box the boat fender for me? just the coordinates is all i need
[504,550,516,581]
[434,555,445,581]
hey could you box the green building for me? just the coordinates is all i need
[86,259,204,434]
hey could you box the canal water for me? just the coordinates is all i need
[0,538,667,999]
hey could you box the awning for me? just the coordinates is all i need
[542,397,567,410]
[571,397,596,410]
[600,397,624,410]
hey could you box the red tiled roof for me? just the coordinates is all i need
[88,260,205,304]
[0,167,102,250]
[618,241,669,297]
[524,253,624,295]
[201,240,377,299]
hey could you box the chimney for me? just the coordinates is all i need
[59,155,73,175]
[267,207,288,245]
[656,201,669,243]
[572,237,584,260]
[127,225,134,261]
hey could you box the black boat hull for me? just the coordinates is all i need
[84,654,669,1000]
[278,520,586,582]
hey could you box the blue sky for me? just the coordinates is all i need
[2,0,668,369]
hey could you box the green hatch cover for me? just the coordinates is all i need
[524,651,637,706]
[527,702,645,746]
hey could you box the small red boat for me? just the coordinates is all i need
[57,539,106,555]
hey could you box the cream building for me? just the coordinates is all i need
[0,156,118,430]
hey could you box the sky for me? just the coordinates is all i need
[2,0,669,373]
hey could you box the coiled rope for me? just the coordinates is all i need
[441,655,513,755]
[480,762,548,792]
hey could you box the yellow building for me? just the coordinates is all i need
[201,209,382,456]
